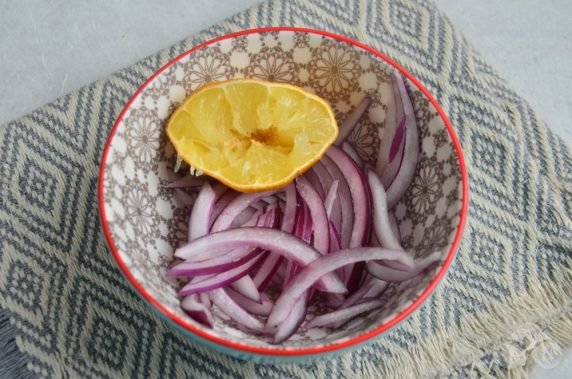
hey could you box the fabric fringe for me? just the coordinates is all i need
[0,308,35,379]
[354,274,571,378]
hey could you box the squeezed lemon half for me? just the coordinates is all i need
[166,78,338,192]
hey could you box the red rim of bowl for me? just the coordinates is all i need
[98,27,469,357]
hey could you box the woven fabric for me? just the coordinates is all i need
[0,0,570,377]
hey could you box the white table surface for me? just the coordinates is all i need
[0,0,569,376]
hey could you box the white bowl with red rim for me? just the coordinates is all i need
[98,27,468,363]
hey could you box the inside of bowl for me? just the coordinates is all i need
[102,31,464,349]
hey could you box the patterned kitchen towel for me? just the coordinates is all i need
[0,0,570,377]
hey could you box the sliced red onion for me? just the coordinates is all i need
[377,72,406,187]
[335,96,371,145]
[326,146,371,288]
[171,206,273,276]
[338,282,373,309]
[363,277,389,298]
[181,294,213,328]
[346,262,366,293]
[175,228,345,292]
[280,183,297,234]
[230,206,259,229]
[267,247,415,330]
[178,253,264,296]
[329,222,341,253]
[303,169,325,199]
[260,195,278,206]
[388,117,406,163]
[324,180,339,219]
[188,182,217,241]
[346,262,367,294]
[370,233,381,247]
[252,253,283,291]
[199,292,211,307]
[296,176,329,255]
[283,260,299,286]
[319,156,354,248]
[311,162,342,231]
[325,146,370,248]
[209,288,264,331]
[293,199,313,244]
[229,276,261,303]
[367,170,403,250]
[273,295,307,343]
[212,191,275,232]
[379,117,406,188]
[177,207,264,265]
[388,212,401,242]
[342,142,363,167]
[212,190,238,223]
[167,247,260,277]
[367,261,414,282]
[285,200,309,284]
[225,288,273,316]
[367,251,442,282]
[385,72,419,209]
[303,299,383,330]
[275,259,287,281]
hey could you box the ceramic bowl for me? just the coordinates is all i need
[98,27,468,363]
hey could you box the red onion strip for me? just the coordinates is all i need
[296,176,329,255]
[225,288,273,316]
[335,96,371,145]
[329,222,341,253]
[229,276,261,303]
[293,197,312,243]
[326,146,369,248]
[379,117,406,188]
[341,142,363,167]
[181,295,214,328]
[252,253,283,291]
[326,146,371,291]
[273,295,307,343]
[167,247,260,277]
[338,281,374,309]
[319,156,354,248]
[304,299,383,330]
[230,207,259,229]
[211,190,238,223]
[377,73,406,188]
[311,162,342,232]
[188,182,217,241]
[363,277,389,298]
[368,251,442,282]
[267,247,415,330]
[388,212,401,242]
[323,180,339,219]
[385,72,419,209]
[174,228,345,293]
[209,288,264,331]
[178,254,265,296]
[303,169,325,199]
[280,183,297,233]
[367,170,403,250]
[212,191,274,232]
